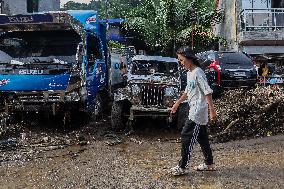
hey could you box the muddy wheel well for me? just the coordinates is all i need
[97,89,111,114]
[111,100,131,131]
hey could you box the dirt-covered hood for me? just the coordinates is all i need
[127,74,180,86]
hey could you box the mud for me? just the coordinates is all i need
[0,121,283,188]
[0,86,283,188]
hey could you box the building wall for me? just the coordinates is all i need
[2,0,27,15]
[215,0,284,51]
[38,0,60,12]
[214,0,240,51]
[2,0,60,15]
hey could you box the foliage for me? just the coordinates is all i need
[62,0,225,55]
[126,0,224,55]
[108,40,124,49]
[62,1,90,10]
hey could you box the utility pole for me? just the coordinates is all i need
[190,8,197,50]
[105,0,109,20]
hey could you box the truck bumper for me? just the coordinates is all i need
[221,79,257,88]
[6,102,81,115]
[129,105,173,121]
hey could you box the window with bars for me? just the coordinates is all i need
[242,0,271,9]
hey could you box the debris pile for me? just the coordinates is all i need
[211,86,284,142]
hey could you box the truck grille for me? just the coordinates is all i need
[141,84,164,106]
[17,92,63,102]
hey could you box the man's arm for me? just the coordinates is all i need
[205,94,217,121]
[171,91,187,113]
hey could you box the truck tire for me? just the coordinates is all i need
[90,94,104,121]
[111,101,127,131]
[177,103,189,130]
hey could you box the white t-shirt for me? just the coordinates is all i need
[185,67,213,125]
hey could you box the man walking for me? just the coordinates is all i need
[170,46,217,176]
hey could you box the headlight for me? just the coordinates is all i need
[131,84,141,96]
[164,87,178,96]
[65,91,80,101]
[163,96,174,107]
[132,95,141,105]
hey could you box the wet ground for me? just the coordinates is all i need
[0,87,283,188]
[0,119,283,189]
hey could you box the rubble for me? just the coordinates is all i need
[0,138,18,150]
[210,86,284,142]
[129,137,143,145]
[102,132,123,146]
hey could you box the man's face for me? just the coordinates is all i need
[177,54,193,70]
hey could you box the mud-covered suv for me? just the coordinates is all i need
[111,55,187,130]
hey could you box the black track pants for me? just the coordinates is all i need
[179,119,213,168]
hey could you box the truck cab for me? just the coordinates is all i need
[0,11,109,125]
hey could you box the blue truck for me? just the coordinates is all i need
[0,11,109,124]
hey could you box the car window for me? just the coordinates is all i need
[218,52,253,69]
[207,53,215,61]
[131,60,178,75]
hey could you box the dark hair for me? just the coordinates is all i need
[176,46,201,67]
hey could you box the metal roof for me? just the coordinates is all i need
[0,10,104,37]
[132,55,178,62]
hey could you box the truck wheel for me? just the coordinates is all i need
[111,101,127,131]
[177,103,189,130]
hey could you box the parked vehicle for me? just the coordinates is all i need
[197,51,257,96]
[110,55,187,130]
[0,11,109,125]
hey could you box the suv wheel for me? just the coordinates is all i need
[111,101,127,131]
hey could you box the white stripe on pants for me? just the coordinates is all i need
[188,123,200,157]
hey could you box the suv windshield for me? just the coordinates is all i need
[0,30,81,64]
[218,52,253,69]
[132,60,178,75]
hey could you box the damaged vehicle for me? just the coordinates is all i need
[0,11,109,125]
[111,55,187,130]
[197,51,257,97]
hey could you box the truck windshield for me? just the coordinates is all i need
[132,60,178,75]
[0,30,81,63]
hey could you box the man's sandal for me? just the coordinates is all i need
[194,163,216,171]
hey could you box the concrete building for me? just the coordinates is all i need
[215,0,284,59]
[0,0,60,15]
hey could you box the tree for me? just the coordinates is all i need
[62,1,90,10]
[61,0,224,55]
[126,0,224,55]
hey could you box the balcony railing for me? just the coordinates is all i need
[240,8,284,31]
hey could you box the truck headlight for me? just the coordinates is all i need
[163,96,174,107]
[131,84,141,96]
[164,87,178,96]
[65,91,80,101]
[132,95,141,105]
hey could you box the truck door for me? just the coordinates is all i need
[86,32,106,109]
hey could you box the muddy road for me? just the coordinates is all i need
[0,87,283,188]
[0,119,283,189]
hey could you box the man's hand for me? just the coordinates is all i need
[171,102,180,114]
[171,91,188,114]
[209,109,217,122]
[205,94,217,123]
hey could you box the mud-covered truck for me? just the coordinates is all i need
[0,11,109,124]
[111,55,187,130]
